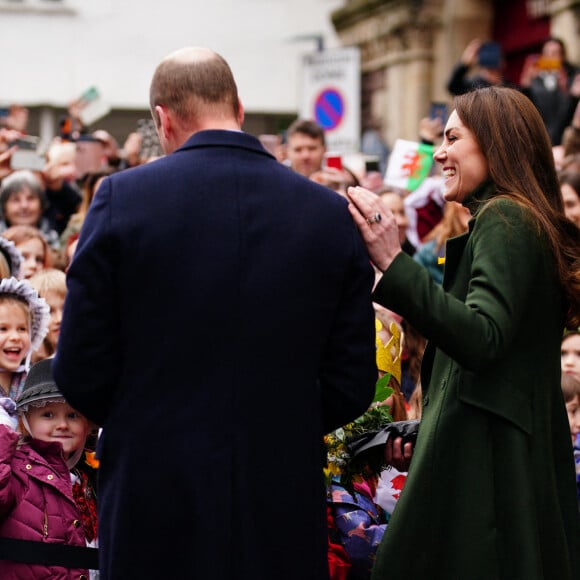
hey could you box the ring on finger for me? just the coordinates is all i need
[365,212,382,225]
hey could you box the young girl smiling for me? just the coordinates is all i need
[0,277,49,399]
[0,358,98,578]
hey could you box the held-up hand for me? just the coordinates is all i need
[42,157,63,191]
[384,436,413,472]
[460,39,482,68]
[346,185,402,272]
[519,54,540,87]
[0,144,17,181]
[360,170,385,193]
[0,128,23,149]
[0,397,18,431]
[418,117,444,145]
[121,132,143,167]
[310,167,352,195]
[570,72,580,99]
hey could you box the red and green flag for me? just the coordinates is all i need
[384,139,434,192]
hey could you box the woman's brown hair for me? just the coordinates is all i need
[454,87,580,328]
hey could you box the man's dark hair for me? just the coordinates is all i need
[286,119,325,146]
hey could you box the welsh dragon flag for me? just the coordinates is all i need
[384,139,434,192]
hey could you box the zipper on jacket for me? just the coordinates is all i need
[43,509,48,538]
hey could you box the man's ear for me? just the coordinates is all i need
[155,105,172,140]
[237,99,244,127]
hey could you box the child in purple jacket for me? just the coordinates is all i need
[0,358,98,579]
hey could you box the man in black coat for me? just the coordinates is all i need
[53,47,377,579]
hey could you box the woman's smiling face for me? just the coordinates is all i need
[434,110,490,204]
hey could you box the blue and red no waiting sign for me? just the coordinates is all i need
[314,88,345,131]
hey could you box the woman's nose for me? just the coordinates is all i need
[433,143,447,163]
[18,198,32,209]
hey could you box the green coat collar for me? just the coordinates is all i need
[462,179,496,219]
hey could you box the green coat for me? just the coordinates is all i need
[371,183,580,580]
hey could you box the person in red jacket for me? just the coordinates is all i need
[0,358,98,579]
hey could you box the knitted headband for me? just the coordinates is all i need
[0,277,50,351]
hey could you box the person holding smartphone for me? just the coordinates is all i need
[520,37,580,146]
[446,38,509,97]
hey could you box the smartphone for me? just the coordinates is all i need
[429,102,448,124]
[478,41,502,69]
[365,157,380,173]
[79,86,100,104]
[10,150,46,171]
[325,153,343,170]
[537,56,562,71]
[77,86,111,126]
[8,135,40,151]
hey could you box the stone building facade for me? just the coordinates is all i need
[331,0,580,148]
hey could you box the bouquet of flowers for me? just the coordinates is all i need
[324,373,394,497]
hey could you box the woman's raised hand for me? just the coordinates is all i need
[346,186,402,272]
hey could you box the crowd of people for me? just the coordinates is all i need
[0,38,575,580]
[446,36,580,147]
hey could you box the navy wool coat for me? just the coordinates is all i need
[53,130,377,579]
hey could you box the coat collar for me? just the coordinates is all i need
[27,436,66,461]
[462,178,497,218]
[442,179,497,288]
[176,129,276,161]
